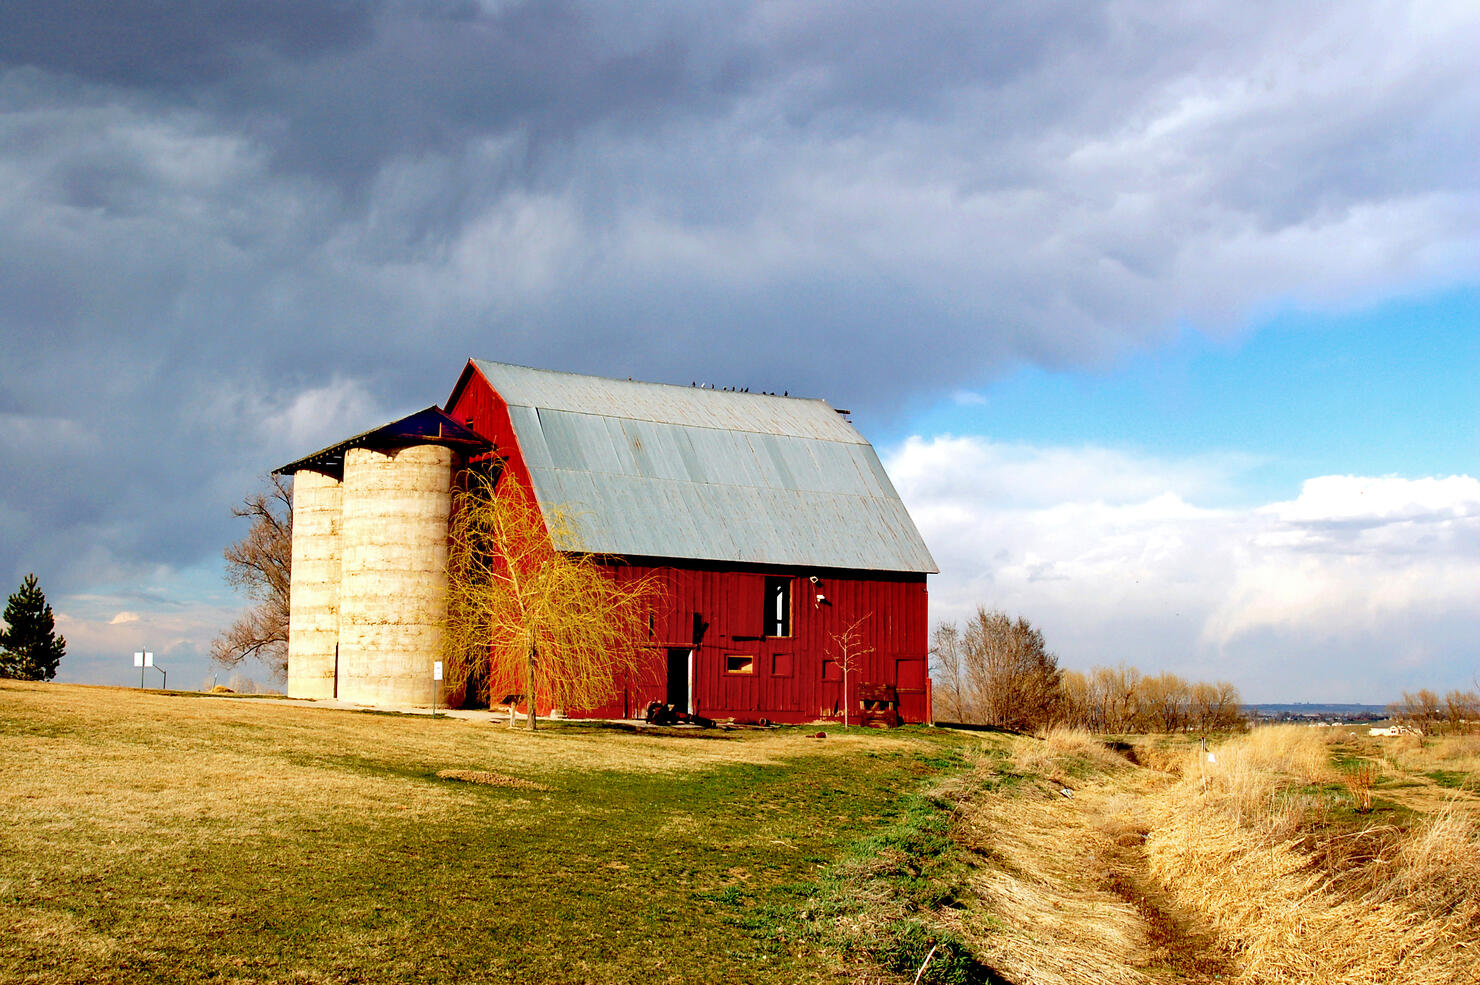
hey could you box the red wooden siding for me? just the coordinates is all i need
[445,363,932,724]
[595,564,931,724]
[446,363,536,491]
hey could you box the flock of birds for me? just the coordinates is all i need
[689,382,787,396]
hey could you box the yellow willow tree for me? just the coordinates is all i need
[442,471,664,730]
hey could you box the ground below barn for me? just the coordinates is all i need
[1,682,971,984]
[4,683,1476,984]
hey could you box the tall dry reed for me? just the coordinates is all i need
[1145,727,1480,985]
[1013,726,1132,778]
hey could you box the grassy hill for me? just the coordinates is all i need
[0,682,978,984]
[3,681,1476,985]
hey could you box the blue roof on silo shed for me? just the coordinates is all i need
[471,360,938,574]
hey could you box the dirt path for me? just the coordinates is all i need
[1081,782,1237,983]
[953,764,1238,985]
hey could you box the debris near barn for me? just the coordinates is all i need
[435,769,552,792]
[642,700,717,729]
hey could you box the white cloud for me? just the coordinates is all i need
[887,435,1480,701]
[1205,475,1480,648]
[52,572,262,690]
[887,434,1248,508]
[256,376,384,457]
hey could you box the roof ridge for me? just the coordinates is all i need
[471,357,824,405]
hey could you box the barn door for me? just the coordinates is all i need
[666,647,691,713]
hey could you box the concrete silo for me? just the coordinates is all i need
[335,444,455,706]
[285,468,342,700]
[277,408,487,707]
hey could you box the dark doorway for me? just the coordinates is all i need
[666,648,690,713]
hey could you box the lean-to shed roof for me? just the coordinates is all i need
[466,360,938,574]
[274,406,487,478]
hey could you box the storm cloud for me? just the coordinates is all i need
[2,1,1477,685]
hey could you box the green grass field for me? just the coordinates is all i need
[0,681,974,985]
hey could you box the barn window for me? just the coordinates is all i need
[764,576,792,637]
[771,652,793,677]
[725,654,754,675]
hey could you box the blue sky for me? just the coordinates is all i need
[895,288,1479,505]
[882,288,1478,701]
[2,0,1477,702]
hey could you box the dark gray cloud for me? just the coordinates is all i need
[0,0,377,88]
[1,0,1477,684]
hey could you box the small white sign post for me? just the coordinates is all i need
[133,651,154,688]
[133,651,164,690]
[432,661,443,718]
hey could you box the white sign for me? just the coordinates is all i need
[433,661,443,681]
[144,652,155,667]
[133,651,143,667]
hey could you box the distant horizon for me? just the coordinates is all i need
[14,681,1419,717]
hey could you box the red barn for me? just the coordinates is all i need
[280,359,938,724]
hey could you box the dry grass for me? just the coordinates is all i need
[16,682,1472,985]
[944,733,1235,985]
[942,725,1480,985]
[955,790,1149,985]
[1340,762,1378,812]
[0,680,954,985]
[1013,727,1134,779]
[1382,731,1480,773]
[1143,726,1480,985]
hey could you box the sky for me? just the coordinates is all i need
[1,0,1476,702]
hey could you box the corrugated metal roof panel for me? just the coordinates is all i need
[530,467,937,571]
[508,405,552,468]
[474,359,937,573]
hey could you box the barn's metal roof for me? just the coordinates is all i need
[471,360,937,574]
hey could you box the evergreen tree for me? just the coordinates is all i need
[0,574,66,681]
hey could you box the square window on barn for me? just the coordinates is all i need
[725,654,754,675]
[771,652,793,677]
[764,576,791,637]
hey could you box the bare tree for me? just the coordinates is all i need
[1195,681,1244,733]
[1443,690,1480,734]
[1390,689,1443,735]
[1082,665,1141,733]
[1058,669,1091,729]
[1140,673,1191,733]
[961,607,1061,733]
[928,622,969,722]
[213,474,292,679]
[830,614,874,728]
[1188,682,1220,733]
[442,473,664,730]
